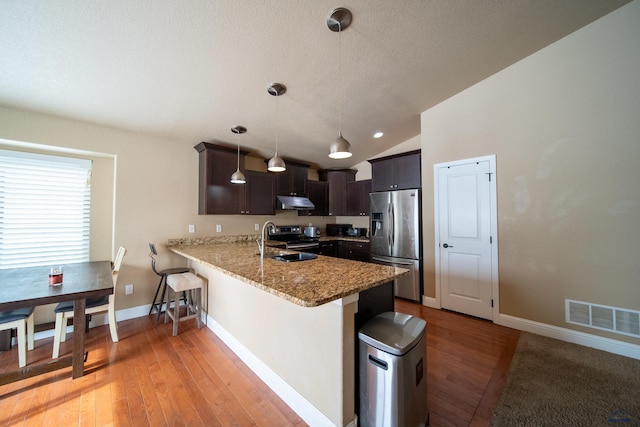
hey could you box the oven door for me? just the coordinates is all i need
[286,241,320,254]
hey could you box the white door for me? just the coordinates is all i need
[435,156,497,320]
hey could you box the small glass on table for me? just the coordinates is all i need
[49,266,63,286]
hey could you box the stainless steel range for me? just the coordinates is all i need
[267,225,320,252]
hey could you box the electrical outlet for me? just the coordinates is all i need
[255,223,260,231]
[216,224,222,233]
[125,284,134,295]
[188,224,195,233]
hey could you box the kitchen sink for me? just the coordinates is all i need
[272,252,318,262]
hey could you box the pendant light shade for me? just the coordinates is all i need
[230,125,246,184]
[267,83,286,173]
[327,7,353,159]
[267,155,286,172]
[329,132,353,159]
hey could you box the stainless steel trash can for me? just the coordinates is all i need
[358,311,427,427]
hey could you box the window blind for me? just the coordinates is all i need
[0,149,92,269]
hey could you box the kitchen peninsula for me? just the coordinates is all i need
[169,237,409,427]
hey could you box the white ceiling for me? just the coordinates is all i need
[0,0,630,169]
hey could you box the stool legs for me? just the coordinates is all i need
[164,284,202,336]
[149,274,166,315]
[153,274,187,325]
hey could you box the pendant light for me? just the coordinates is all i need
[267,83,286,172]
[327,7,353,159]
[230,125,246,184]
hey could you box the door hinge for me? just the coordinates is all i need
[491,299,494,308]
[486,172,493,182]
[490,236,493,244]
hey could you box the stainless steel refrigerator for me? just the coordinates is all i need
[370,189,422,302]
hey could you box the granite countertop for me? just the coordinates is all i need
[169,241,407,308]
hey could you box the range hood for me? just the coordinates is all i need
[276,195,315,210]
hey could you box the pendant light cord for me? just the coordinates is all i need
[236,133,240,170]
[275,91,279,156]
[338,21,342,136]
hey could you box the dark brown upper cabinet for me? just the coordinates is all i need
[195,142,274,215]
[243,170,275,215]
[274,160,309,196]
[369,150,421,192]
[318,169,357,216]
[195,142,248,215]
[299,180,329,217]
[347,179,372,216]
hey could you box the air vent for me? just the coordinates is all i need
[566,299,640,338]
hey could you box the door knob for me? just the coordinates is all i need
[442,243,453,248]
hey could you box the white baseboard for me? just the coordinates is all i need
[497,313,640,360]
[205,313,342,427]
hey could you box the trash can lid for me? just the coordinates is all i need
[358,312,426,356]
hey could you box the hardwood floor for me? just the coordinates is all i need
[0,300,519,427]
[394,299,520,427]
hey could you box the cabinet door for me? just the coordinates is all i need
[347,180,372,216]
[244,170,275,215]
[345,241,370,262]
[370,150,421,192]
[371,161,396,192]
[275,163,308,196]
[395,153,421,190]
[319,241,338,257]
[320,169,356,216]
[300,180,328,216]
[291,164,308,196]
[196,143,244,214]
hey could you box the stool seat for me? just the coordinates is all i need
[165,272,204,336]
[149,266,192,319]
[167,272,204,292]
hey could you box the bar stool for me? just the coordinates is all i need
[148,243,191,324]
[164,272,204,336]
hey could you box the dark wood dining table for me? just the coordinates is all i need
[0,260,113,385]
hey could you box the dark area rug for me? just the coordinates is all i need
[490,332,640,426]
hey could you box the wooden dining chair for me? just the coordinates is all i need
[0,307,35,367]
[52,246,126,358]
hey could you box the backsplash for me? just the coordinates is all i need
[167,234,259,246]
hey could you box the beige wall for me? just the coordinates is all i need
[0,107,364,322]
[420,1,639,344]
[192,262,357,426]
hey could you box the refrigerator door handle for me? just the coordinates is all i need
[386,202,391,252]
[389,202,394,253]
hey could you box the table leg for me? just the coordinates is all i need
[72,298,86,379]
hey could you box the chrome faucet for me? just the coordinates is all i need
[258,221,276,260]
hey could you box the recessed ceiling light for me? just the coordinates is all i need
[373,132,384,139]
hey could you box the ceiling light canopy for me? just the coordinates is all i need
[230,125,246,184]
[327,7,353,160]
[267,83,286,172]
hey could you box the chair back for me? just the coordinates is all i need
[149,243,161,276]
[112,246,127,288]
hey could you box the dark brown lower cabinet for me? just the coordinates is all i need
[319,241,338,257]
[338,241,370,262]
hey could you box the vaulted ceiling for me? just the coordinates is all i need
[0,0,630,169]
